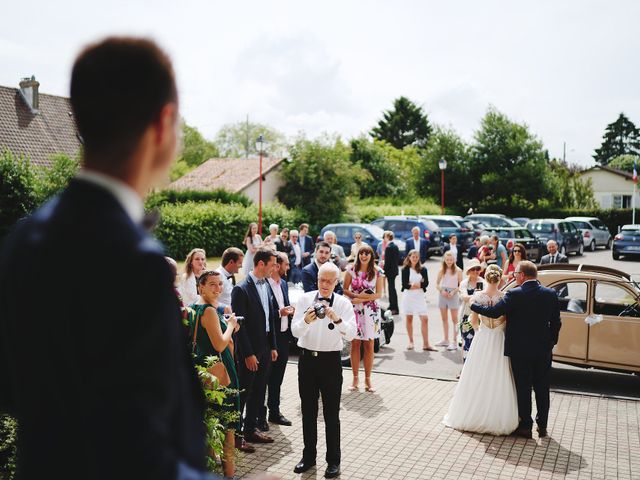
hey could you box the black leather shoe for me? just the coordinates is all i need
[537,426,548,438]
[257,420,269,432]
[293,459,316,473]
[512,427,532,439]
[269,413,292,426]
[325,464,340,478]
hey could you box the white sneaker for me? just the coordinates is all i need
[447,344,457,351]
[435,340,449,347]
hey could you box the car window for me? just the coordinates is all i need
[591,219,606,230]
[594,282,640,318]
[528,222,554,233]
[366,225,384,238]
[371,220,385,229]
[335,226,350,239]
[434,219,456,228]
[571,221,591,230]
[620,228,640,236]
[558,222,568,233]
[552,281,587,314]
[567,223,578,233]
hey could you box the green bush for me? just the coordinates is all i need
[0,414,17,479]
[154,201,304,259]
[145,189,251,210]
[0,149,39,241]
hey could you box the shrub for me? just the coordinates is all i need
[0,149,39,241]
[346,199,441,224]
[153,201,304,259]
[146,189,251,210]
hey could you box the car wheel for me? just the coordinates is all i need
[577,243,584,256]
[589,240,596,252]
[613,251,620,260]
[606,238,612,250]
[560,244,567,255]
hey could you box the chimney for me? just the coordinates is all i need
[19,75,40,113]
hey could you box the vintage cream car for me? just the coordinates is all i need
[504,264,640,374]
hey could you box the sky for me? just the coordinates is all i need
[2,0,639,167]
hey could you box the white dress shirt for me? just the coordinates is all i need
[217,266,234,307]
[178,273,199,306]
[76,169,144,224]
[291,291,356,351]
[450,244,458,258]
[292,242,302,266]
[268,277,289,332]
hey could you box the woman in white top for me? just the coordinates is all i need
[443,265,518,435]
[242,222,262,273]
[178,248,206,306]
[436,251,463,351]
[400,249,435,351]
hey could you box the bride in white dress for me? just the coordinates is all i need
[443,265,519,435]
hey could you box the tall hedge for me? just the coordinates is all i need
[154,201,305,259]
[346,200,441,223]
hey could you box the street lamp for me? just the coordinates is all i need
[255,134,268,235]
[439,159,447,214]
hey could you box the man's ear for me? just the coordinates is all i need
[154,103,178,145]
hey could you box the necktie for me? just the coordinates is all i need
[229,274,236,286]
[551,255,555,264]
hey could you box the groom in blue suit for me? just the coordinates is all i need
[470,261,561,439]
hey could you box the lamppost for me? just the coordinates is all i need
[255,135,268,235]
[439,159,447,214]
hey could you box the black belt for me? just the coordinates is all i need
[300,348,340,357]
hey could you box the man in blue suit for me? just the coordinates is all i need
[298,223,315,267]
[471,261,561,439]
[405,226,429,264]
[302,241,344,295]
[232,247,279,445]
[0,37,220,479]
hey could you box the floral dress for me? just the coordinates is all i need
[347,266,381,340]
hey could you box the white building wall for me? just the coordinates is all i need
[241,166,285,204]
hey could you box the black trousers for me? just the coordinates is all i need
[387,273,398,311]
[298,349,342,465]
[510,351,552,429]
[238,346,272,435]
[258,330,291,423]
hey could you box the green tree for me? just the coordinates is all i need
[370,96,432,149]
[546,159,597,209]
[215,121,287,158]
[417,127,472,210]
[34,153,81,203]
[277,136,367,226]
[0,149,39,240]
[593,113,640,165]
[350,138,415,198]
[468,108,552,210]
[170,121,219,180]
[608,154,639,172]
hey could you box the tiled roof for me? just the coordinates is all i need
[0,85,81,167]
[582,165,634,180]
[169,157,285,192]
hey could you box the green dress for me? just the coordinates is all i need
[189,303,241,431]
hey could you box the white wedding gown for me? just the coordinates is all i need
[443,290,519,435]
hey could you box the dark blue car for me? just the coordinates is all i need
[613,224,640,260]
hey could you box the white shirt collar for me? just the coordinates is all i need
[76,169,144,224]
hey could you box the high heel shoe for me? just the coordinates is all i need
[348,377,359,391]
[364,377,375,392]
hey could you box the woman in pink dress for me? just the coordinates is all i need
[343,244,384,392]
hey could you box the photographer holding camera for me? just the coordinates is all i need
[291,262,357,478]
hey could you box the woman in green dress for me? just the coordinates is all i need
[191,270,241,478]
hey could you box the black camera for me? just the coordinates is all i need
[313,303,326,319]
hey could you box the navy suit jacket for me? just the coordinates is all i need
[383,242,400,277]
[405,238,428,264]
[470,280,562,357]
[301,262,344,295]
[299,235,315,266]
[0,180,209,479]
[231,275,278,360]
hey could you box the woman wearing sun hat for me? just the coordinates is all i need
[458,258,484,361]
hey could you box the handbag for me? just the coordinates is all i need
[192,308,231,387]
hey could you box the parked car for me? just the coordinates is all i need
[319,223,391,257]
[466,220,489,239]
[513,217,530,227]
[419,215,474,249]
[464,213,521,228]
[480,226,544,262]
[502,264,640,373]
[612,224,640,260]
[371,216,443,258]
[565,216,613,251]
[525,219,584,256]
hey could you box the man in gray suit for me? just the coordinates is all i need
[540,240,569,265]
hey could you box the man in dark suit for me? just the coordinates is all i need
[258,252,295,429]
[443,234,464,270]
[302,241,344,295]
[471,261,561,439]
[0,38,218,479]
[405,226,429,264]
[298,223,315,267]
[384,231,401,314]
[231,247,279,445]
[540,240,569,265]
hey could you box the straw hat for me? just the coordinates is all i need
[465,258,483,274]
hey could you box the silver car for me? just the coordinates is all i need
[565,216,612,251]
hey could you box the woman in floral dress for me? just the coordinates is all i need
[343,244,384,392]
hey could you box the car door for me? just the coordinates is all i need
[591,219,608,245]
[567,222,581,251]
[590,281,640,370]
[548,281,589,361]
